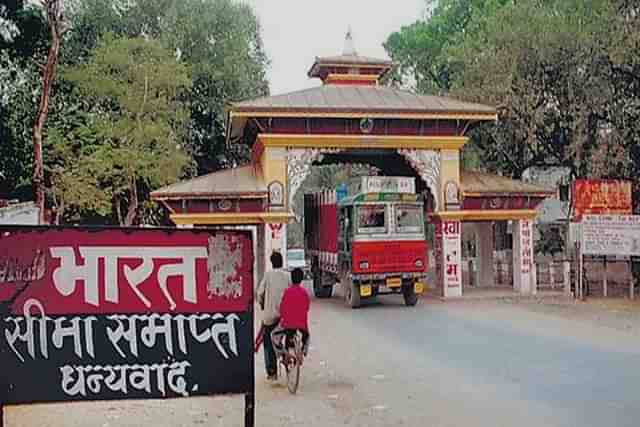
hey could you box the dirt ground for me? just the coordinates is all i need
[502,296,640,336]
[6,292,640,427]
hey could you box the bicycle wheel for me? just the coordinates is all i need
[285,349,300,393]
[286,334,303,394]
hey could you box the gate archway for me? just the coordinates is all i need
[152,32,553,298]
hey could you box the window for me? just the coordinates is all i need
[395,205,424,233]
[356,205,386,234]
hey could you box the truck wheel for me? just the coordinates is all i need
[313,270,333,298]
[402,286,419,307]
[343,277,361,309]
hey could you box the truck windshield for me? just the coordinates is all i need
[357,205,387,234]
[395,205,423,233]
[288,250,304,261]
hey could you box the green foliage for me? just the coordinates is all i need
[1,0,269,224]
[0,1,47,198]
[386,0,640,191]
[56,35,191,225]
[64,0,269,174]
[384,0,510,93]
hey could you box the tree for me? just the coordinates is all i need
[32,0,70,223]
[384,0,510,93]
[64,0,269,174]
[62,35,191,225]
[0,1,47,198]
[447,0,615,179]
[385,1,631,182]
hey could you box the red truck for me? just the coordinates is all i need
[304,177,427,308]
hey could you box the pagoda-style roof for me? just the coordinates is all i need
[460,170,554,198]
[307,29,393,80]
[230,84,497,119]
[307,54,393,79]
[151,165,266,200]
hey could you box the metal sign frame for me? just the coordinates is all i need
[578,216,637,300]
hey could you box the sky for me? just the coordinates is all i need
[239,0,426,95]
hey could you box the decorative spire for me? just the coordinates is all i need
[342,26,357,56]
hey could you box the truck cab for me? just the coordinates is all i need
[338,192,427,307]
[305,176,427,308]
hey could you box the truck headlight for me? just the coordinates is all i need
[359,261,369,270]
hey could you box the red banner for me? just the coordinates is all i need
[0,227,253,315]
[572,179,632,221]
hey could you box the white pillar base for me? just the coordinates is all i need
[513,219,535,295]
[435,219,463,298]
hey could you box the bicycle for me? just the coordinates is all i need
[274,329,306,394]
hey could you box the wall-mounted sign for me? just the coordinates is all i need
[0,226,255,424]
[268,181,284,207]
[444,181,460,211]
[347,176,415,196]
[572,179,632,221]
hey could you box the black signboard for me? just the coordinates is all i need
[0,226,255,426]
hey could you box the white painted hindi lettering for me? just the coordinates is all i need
[50,248,101,306]
[104,365,129,394]
[210,313,239,359]
[106,315,140,358]
[49,247,208,310]
[4,299,96,362]
[60,365,87,397]
[4,298,49,362]
[104,313,240,359]
[129,364,153,393]
[140,314,174,355]
[167,361,191,397]
[59,362,194,398]
[52,316,97,359]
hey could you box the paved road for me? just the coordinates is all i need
[7,284,640,426]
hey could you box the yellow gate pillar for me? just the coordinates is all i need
[259,146,290,270]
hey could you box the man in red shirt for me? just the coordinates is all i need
[272,268,310,355]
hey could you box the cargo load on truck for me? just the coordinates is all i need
[304,176,427,308]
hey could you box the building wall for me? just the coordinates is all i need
[0,202,39,225]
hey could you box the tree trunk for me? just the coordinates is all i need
[125,178,138,226]
[53,197,63,225]
[114,195,123,226]
[32,3,63,225]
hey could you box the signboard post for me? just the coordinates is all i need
[0,226,255,426]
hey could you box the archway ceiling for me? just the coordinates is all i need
[314,149,429,193]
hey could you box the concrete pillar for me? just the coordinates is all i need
[475,222,494,287]
[256,224,266,286]
[513,219,535,295]
[435,219,463,298]
[563,261,571,295]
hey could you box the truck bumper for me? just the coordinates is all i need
[357,277,425,297]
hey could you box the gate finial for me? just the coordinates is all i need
[343,26,357,56]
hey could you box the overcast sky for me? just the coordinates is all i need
[239,0,426,95]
